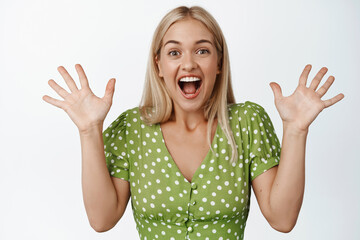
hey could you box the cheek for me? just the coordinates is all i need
[160,61,178,77]
[203,59,219,77]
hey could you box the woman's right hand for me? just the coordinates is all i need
[42,64,116,134]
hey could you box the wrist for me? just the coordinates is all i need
[79,124,104,137]
[282,122,309,136]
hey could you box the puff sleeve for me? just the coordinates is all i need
[102,111,130,181]
[245,101,281,182]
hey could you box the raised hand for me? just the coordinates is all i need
[269,64,344,132]
[42,64,116,133]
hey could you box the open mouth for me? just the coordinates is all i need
[178,76,202,99]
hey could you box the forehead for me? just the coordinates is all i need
[162,18,214,45]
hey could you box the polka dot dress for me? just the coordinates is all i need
[103,101,281,240]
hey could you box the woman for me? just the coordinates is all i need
[42,6,344,240]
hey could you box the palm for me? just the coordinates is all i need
[63,88,110,129]
[270,65,344,131]
[43,64,116,133]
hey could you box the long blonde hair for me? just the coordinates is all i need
[139,6,238,164]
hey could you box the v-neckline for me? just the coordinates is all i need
[157,121,219,184]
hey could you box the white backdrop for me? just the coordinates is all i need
[1,0,359,239]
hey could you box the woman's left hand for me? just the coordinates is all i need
[269,64,344,132]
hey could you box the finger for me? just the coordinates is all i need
[323,93,345,108]
[75,64,90,89]
[57,66,79,93]
[103,78,116,104]
[309,67,328,91]
[48,79,70,99]
[269,82,283,101]
[298,64,312,87]
[42,95,65,109]
[316,75,335,97]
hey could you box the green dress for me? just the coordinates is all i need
[103,101,281,240]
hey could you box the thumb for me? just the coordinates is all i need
[269,82,283,101]
[103,78,116,104]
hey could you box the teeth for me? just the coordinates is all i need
[179,77,201,82]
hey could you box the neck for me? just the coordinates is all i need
[169,105,207,131]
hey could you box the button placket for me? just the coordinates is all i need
[186,181,198,236]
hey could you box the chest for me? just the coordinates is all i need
[159,122,217,183]
[130,126,250,222]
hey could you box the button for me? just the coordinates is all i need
[191,182,197,189]
[187,226,193,232]
[191,201,196,206]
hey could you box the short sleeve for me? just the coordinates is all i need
[102,111,130,181]
[245,101,281,182]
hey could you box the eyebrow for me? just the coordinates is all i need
[164,39,213,47]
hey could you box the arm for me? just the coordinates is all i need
[251,64,344,232]
[43,64,130,232]
[80,126,130,232]
[252,126,307,233]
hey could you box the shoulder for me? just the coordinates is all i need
[103,106,142,135]
[110,107,141,125]
[228,101,268,119]
[121,107,142,125]
[118,106,141,121]
[227,101,276,137]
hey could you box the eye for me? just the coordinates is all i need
[197,49,210,55]
[168,50,180,56]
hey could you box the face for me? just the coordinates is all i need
[156,18,220,116]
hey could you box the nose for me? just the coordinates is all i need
[181,53,198,71]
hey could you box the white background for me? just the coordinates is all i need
[1,0,359,239]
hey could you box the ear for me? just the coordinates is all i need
[155,55,163,78]
[216,56,222,74]
[216,65,221,74]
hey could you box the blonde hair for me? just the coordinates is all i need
[139,6,238,164]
